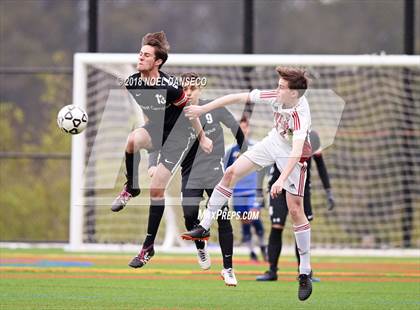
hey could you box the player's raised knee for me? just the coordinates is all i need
[224,165,241,185]
[126,132,137,152]
[224,166,235,180]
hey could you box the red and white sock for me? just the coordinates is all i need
[200,183,232,230]
[293,221,311,275]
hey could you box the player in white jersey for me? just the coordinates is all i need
[246,89,311,196]
[181,67,313,301]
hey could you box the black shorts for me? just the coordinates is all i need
[181,164,224,191]
[269,190,313,226]
[181,188,213,207]
[143,122,194,174]
[181,187,229,217]
[181,167,229,215]
[181,166,222,206]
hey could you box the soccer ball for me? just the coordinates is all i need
[57,105,88,134]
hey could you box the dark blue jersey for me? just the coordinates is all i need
[225,140,259,196]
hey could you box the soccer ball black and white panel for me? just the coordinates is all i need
[57,105,88,135]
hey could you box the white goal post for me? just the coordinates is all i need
[69,53,420,254]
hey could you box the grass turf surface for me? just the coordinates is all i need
[1,248,419,309]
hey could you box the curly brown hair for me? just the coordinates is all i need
[142,31,170,69]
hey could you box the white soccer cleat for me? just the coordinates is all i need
[197,246,211,270]
[221,268,237,287]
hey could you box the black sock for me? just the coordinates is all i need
[268,227,283,273]
[182,205,204,250]
[295,242,300,267]
[143,199,165,248]
[218,212,233,269]
[194,240,205,249]
[125,151,140,191]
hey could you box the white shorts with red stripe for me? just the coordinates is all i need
[242,130,307,196]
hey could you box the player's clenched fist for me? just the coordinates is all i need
[199,136,213,154]
[184,105,205,120]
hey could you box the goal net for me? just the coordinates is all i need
[69,53,420,252]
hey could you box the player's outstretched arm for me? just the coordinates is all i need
[184,93,249,120]
[270,138,305,198]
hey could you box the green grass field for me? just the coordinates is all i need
[0,248,419,309]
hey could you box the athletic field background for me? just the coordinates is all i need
[0,248,419,309]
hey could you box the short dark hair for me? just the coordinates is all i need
[276,67,308,97]
[142,31,170,69]
[181,72,199,80]
[180,72,202,88]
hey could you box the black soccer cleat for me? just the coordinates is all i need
[256,270,278,281]
[296,270,320,283]
[298,273,313,301]
[128,245,155,269]
[111,185,140,212]
[181,225,210,241]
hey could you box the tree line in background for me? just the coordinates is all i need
[0,54,71,240]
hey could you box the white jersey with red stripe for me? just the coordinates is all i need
[240,89,312,196]
[248,89,311,148]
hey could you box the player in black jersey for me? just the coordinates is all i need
[256,131,335,281]
[111,32,213,269]
[148,72,245,286]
